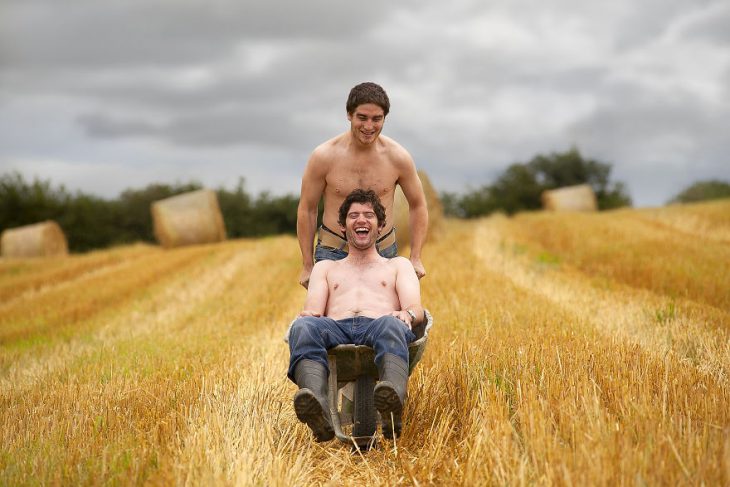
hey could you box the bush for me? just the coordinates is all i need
[445,148,632,217]
[0,172,303,253]
[669,180,730,204]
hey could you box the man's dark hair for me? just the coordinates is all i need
[346,82,390,116]
[338,189,387,228]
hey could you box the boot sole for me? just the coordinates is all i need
[294,389,334,442]
[374,382,403,439]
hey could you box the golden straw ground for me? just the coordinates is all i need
[1,201,728,485]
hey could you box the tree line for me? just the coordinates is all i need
[441,148,632,217]
[0,174,303,252]
[2,148,728,252]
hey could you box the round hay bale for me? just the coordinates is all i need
[151,189,227,248]
[393,170,443,251]
[1,220,68,258]
[541,184,598,212]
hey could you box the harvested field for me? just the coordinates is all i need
[1,200,729,485]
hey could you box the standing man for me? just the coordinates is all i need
[297,82,429,288]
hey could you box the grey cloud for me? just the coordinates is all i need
[568,80,723,152]
[76,113,162,138]
[76,102,329,149]
[679,2,730,45]
[566,79,730,203]
[0,0,391,69]
[2,0,729,205]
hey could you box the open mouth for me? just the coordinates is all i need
[354,227,370,237]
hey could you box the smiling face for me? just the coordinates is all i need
[340,201,385,250]
[347,103,385,146]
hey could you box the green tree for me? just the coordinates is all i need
[217,178,255,238]
[449,148,631,217]
[0,172,69,229]
[58,194,121,252]
[250,192,299,235]
[529,148,631,210]
[669,180,730,204]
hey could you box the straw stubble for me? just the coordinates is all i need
[1,200,728,485]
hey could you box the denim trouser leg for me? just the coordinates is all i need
[313,243,348,263]
[376,241,398,258]
[288,315,417,383]
[357,315,416,369]
[287,316,348,382]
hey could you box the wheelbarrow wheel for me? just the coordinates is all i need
[352,375,377,439]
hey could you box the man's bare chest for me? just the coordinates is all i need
[325,161,398,200]
[328,266,397,295]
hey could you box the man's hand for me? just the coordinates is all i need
[299,310,321,317]
[390,310,413,330]
[299,265,313,289]
[410,257,426,280]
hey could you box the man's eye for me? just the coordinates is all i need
[364,213,376,218]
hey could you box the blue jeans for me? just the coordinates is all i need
[313,233,398,262]
[288,315,417,382]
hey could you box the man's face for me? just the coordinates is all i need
[341,202,383,250]
[347,103,385,145]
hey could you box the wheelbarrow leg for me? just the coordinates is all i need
[327,355,349,443]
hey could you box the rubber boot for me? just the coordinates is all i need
[293,359,334,442]
[374,353,409,439]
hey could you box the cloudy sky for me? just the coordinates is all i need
[1,0,728,206]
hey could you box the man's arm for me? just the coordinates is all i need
[300,261,330,316]
[396,154,429,279]
[297,151,328,288]
[392,257,425,328]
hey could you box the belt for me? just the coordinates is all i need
[317,225,397,253]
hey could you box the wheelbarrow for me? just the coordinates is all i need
[326,310,433,449]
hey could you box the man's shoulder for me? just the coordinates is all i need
[312,133,348,159]
[388,256,413,270]
[313,259,337,272]
[378,135,414,167]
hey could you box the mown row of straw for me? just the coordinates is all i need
[1,200,728,484]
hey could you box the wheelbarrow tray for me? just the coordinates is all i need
[327,332,429,383]
[326,310,433,447]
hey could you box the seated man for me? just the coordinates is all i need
[287,189,425,441]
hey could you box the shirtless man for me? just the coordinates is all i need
[288,189,425,441]
[297,82,429,288]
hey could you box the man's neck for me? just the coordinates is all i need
[344,245,381,265]
[347,131,379,153]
